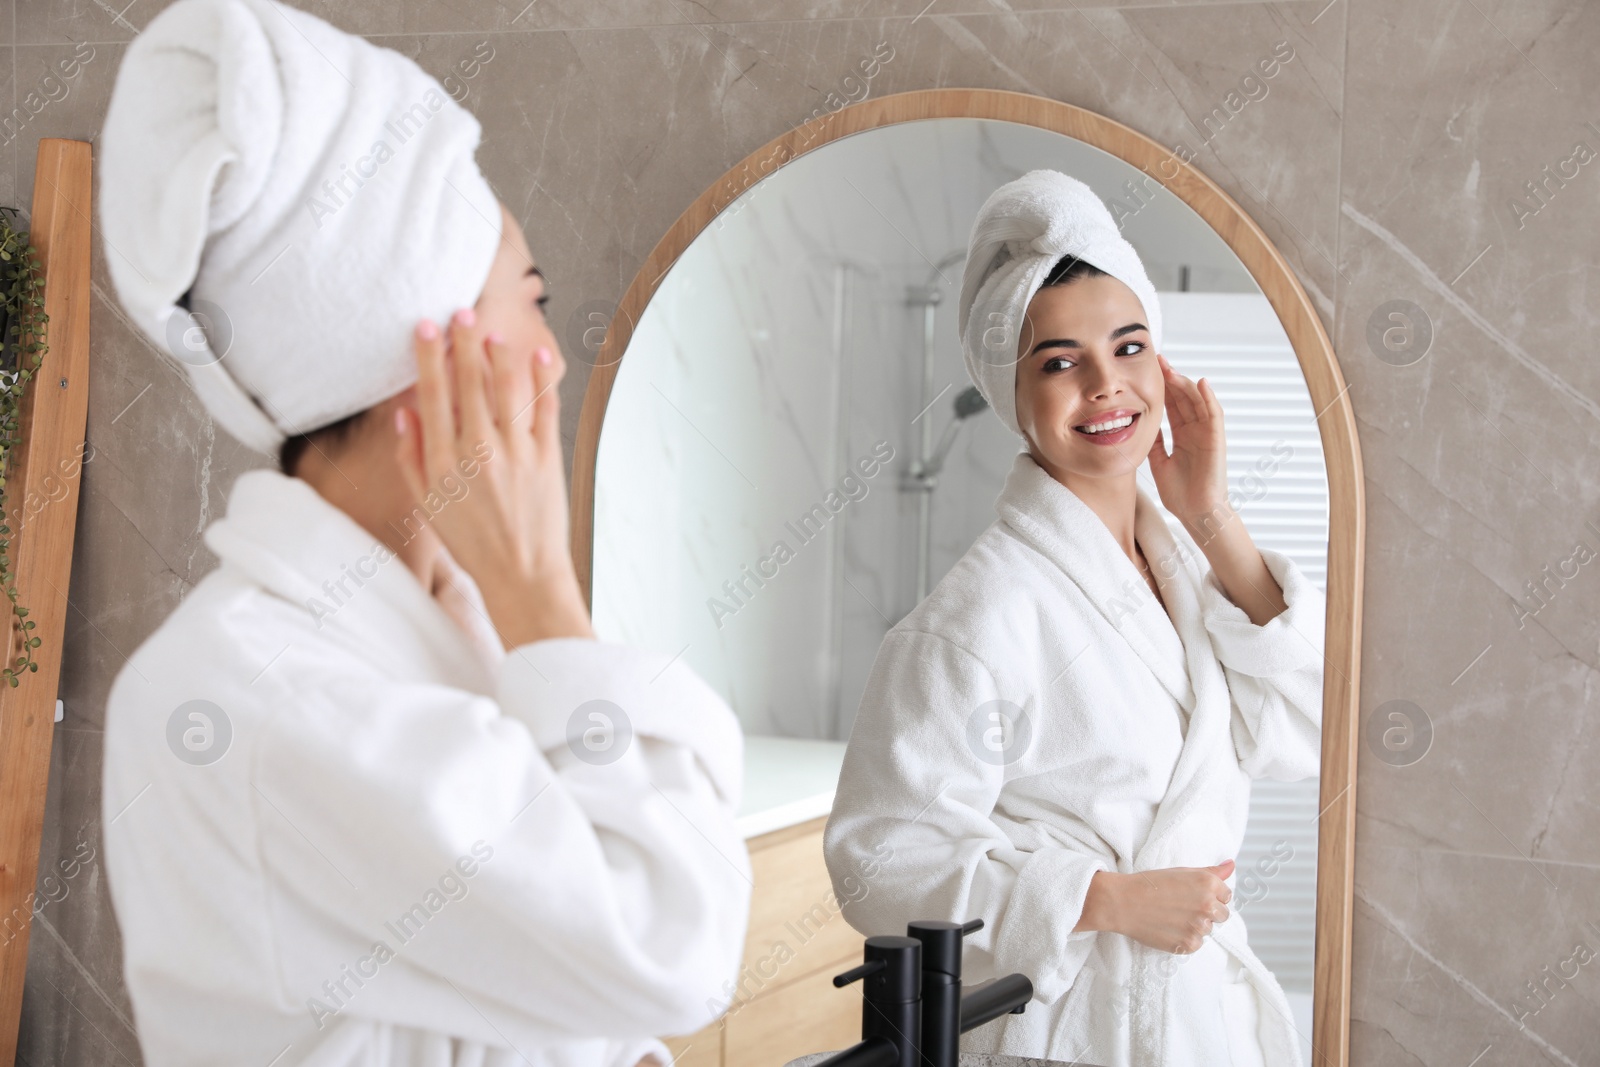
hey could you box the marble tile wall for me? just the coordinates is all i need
[10,1,1598,1065]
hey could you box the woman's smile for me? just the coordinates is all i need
[1073,408,1142,446]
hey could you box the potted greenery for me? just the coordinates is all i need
[0,205,49,686]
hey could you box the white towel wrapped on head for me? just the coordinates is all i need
[957,169,1163,437]
[98,0,503,454]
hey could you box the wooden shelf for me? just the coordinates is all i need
[0,137,94,1066]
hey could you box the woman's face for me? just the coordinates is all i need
[370,202,560,583]
[1013,273,1163,483]
[473,201,559,365]
[389,201,561,430]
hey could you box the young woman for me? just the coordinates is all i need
[97,2,748,1065]
[824,170,1325,1067]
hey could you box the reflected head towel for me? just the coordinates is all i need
[98,0,502,454]
[957,169,1163,437]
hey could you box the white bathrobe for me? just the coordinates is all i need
[823,451,1324,1066]
[102,468,751,1067]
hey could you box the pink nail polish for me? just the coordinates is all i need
[486,330,503,344]
[455,308,476,327]
[536,347,552,365]
[393,409,406,434]
[417,320,438,340]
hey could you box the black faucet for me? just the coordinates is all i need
[824,935,922,1067]
[812,917,1033,1067]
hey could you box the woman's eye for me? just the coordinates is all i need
[1043,357,1074,372]
[1118,341,1145,356]
[535,294,551,313]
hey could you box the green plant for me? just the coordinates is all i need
[0,206,49,687]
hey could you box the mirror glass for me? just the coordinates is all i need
[590,118,1329,1048]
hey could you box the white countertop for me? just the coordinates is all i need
[735,734,848,839]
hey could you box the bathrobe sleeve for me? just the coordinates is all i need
[824,627,1111,1001]
[249,637,751,1051]
[1198,545,1326,780]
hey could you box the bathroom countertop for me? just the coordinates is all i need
[786,1055,1103,1066]
[735,734,848,839]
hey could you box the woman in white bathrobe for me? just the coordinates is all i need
[824,172,1324,1067]
[97,3,749,1065]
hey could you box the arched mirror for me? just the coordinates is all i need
[572,90,1362,1067]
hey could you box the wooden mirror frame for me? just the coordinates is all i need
[570,88,1363,1067]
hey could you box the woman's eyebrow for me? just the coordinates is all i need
[525,265,544,280]
[1027,321,1148,356]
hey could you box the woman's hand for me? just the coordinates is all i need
[395,307,593,648]
[1076,860,1234,954]
[1144,353,1289,622]
[1146,351,1231,531]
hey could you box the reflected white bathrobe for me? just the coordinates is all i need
[102,469,751,1067]
[824,452,1324,1066]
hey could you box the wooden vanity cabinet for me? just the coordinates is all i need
[660,816,863,1066]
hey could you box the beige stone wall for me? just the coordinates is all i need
[13,1,1598,1064]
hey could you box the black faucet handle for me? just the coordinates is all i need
[834,937,922,1002]
[833,959,887,988]
[905,917,984,980]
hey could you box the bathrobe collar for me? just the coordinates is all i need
[995,450,1197,718]
[202,468,504,693]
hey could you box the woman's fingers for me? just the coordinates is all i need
[1158,356,1192,429]
[1208,860,1235,892]
[488,331,534,466]
[529,346,562,460]
[413,319,455,478]
[1177,371,1215,430]
[1182,376,1211,427]
[1198,376,1225,423]
[1160,353,1202,427]
[1168,358,1204,427]
[450,308,492,447]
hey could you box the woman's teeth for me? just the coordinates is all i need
[1077,414,1135,435]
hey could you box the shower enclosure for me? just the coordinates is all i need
[900,250,990,605]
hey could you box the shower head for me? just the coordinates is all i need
[913,386,991,484]
[953,386,989,420]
